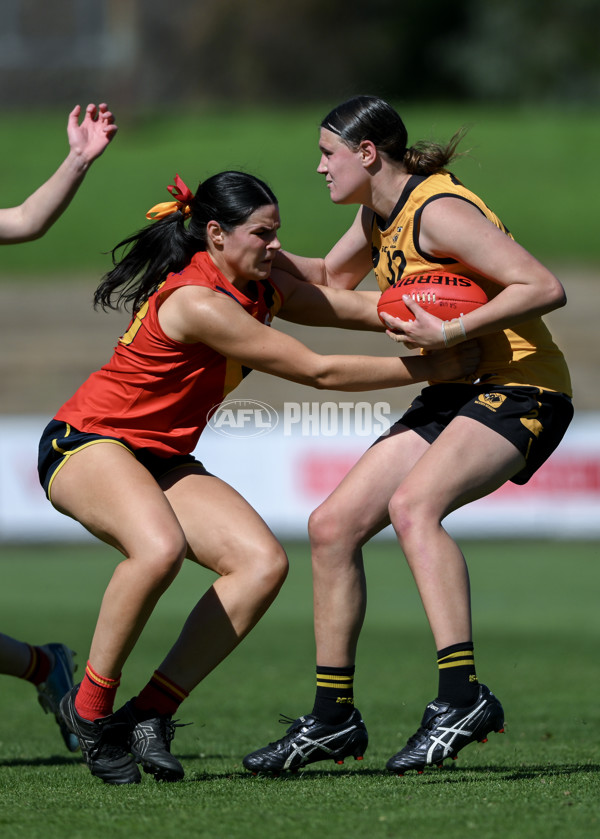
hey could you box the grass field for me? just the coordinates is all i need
[0,539,598,838]
[0,104,599,279]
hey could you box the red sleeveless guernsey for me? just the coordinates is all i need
[56,251,283,456]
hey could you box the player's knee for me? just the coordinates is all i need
[264,542,289,588]
[140,529,187,588]
[308,502,345,550]
[387,488,418,538]
[250,541,289,594]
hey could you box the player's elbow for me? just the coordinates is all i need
[544,277,567,312]
[3,227,45,245]
[25,226,48,242]
[553,284,567,310]
[310,376,334,390]
[301,372,332,390]
[299,357,339,389]
[11,204,49,242]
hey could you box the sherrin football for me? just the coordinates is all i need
[377,272,488,324]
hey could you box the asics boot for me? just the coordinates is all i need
[122,701,185,782]
[386,684,505,775]
[36,643,79,752]
[243,708,368,774]
[59,685,141,784]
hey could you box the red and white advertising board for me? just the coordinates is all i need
[1,413,599,541]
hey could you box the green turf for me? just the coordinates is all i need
[0,105,598,279]
[0,539,599,838]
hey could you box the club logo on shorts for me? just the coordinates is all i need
[475,392,507,412]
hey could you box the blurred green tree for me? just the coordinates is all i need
[1,0,599,107]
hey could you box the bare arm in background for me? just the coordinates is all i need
[0,103,118,244]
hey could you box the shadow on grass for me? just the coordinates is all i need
[184,762,600,784]
[3,754,598,785]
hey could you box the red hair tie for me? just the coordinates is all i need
[146,174,195,221]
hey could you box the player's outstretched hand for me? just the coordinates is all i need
[67,103,118,164]
[427,340,481,381]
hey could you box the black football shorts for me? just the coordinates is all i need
[393,383,573,485]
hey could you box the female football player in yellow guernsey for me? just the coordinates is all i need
[243,95,573,776]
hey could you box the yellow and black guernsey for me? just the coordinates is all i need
[370,172,572,396]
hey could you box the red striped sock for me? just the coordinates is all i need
[75,661,121,721]
[22,645,52,685]
[133,670,189,717]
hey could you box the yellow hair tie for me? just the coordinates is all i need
[145,174,194,221]
[145,200,191,220]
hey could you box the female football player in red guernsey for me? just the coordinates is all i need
[37,170,477,785]
[243,96,573,776]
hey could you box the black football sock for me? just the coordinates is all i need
[436,642,480,707]
[21,645,52,685]
[311,665,355,725]
[133,670,189,718]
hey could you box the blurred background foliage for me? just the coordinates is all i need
[0,0,598,275]
[1,0,599,110]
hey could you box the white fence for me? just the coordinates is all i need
[1,412,599,542]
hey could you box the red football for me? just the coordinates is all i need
[377,272,488,323]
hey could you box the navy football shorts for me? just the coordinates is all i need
[38,419,203,500]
